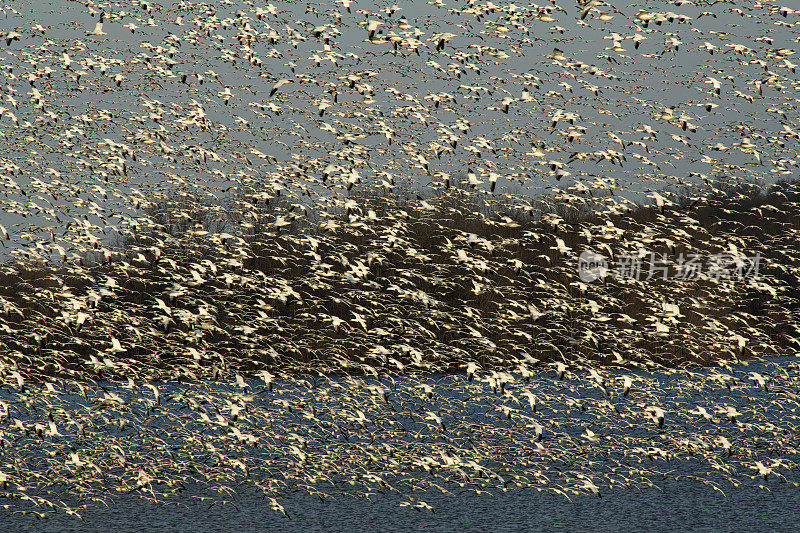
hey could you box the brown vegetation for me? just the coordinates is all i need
[1,179,799,381]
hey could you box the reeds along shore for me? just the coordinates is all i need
[1,179,799,382]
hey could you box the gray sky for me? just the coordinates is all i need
[0,0,798,261]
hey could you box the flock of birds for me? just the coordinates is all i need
[0,0,798,520]
[2,357,800,519]
[0,0,797,256]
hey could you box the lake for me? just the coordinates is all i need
[1,356,799,531]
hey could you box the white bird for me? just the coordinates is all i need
[645,406,666,428]
[269,78,292,97]
[86,20,107,36]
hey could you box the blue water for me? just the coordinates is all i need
[1,357,800,531]
[4,481,800,532]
